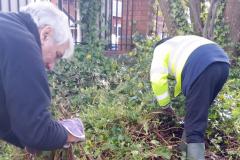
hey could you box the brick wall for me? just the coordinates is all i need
[119,0,156,50]
[132,0,152,35]
[122,0,153,36]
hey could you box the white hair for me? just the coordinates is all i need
[20,1,74,58]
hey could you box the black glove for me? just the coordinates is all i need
[160,105,175,116]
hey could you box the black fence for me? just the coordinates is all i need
[100,0,134,51]
[0,0,81,45]
[0,0,165,52]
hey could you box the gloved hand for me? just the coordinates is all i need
[160,105,175,116]
[58,118,85,148]
[24,118,85,152]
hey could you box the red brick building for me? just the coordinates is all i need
[110,0,166,52]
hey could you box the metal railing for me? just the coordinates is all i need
[0,0,165,52]
[101,0,134,51]
[0,0,81,45]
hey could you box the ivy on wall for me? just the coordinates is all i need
[213,0,231,50]
[169,0,192,35]
[150,0,160,35]
[79,0,105,54]
[164,0,234,56]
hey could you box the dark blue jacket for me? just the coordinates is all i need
[182,44,230,96]
[0,12,67,150]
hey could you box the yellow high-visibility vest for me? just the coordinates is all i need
[150,35,215,106]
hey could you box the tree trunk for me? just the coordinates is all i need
[224,0,240,56]
[203,0,219,40]
[159,0,178,36]
[189,0,203,35]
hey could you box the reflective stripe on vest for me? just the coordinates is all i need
[156,91,170,106]
[150,44,171,106]
[156,91,169,100]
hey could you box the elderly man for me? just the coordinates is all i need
[0,2,84,151]
[150,35,229,159]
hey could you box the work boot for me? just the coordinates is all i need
[187,143,205,160]
[179,130,187,159]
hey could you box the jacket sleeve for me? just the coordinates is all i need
[1,35,67,150]
[2,131,24,148]
[150,44,171,106]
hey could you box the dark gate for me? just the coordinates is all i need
[0,0,165,52]
[0,0,135,52]
[102,0,134,52]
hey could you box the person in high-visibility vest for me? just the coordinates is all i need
[150,35,230,159]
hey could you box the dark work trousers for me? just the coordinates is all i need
[184,62,229,143]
